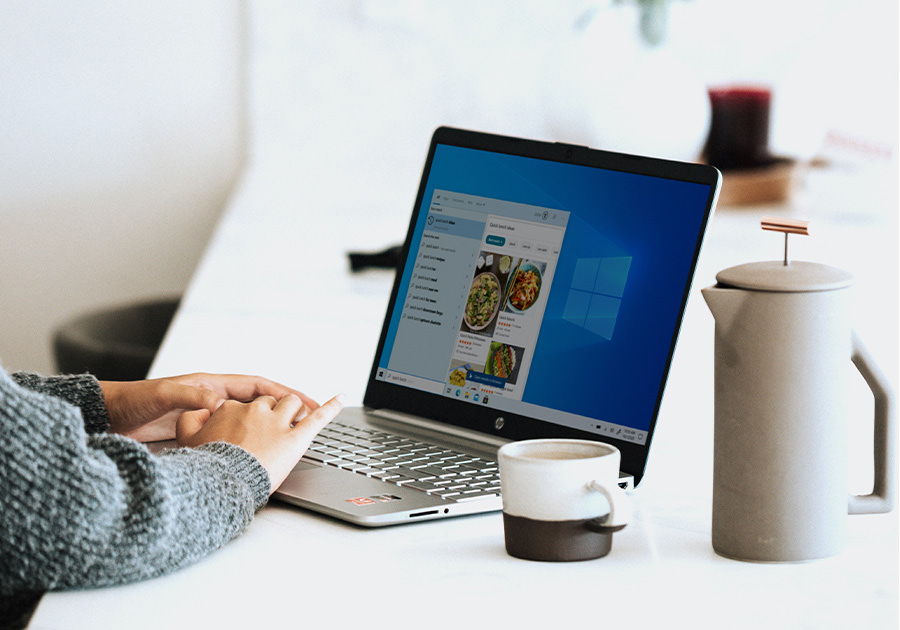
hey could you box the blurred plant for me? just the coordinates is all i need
[575,0,679,46]
[623,0,671,46]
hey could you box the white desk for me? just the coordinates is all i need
[31,160,898,629]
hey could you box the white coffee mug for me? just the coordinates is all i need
[498,439,631,561]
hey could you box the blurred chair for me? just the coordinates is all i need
[53,298,180,381]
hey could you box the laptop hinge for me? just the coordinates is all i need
[367,408,509,452]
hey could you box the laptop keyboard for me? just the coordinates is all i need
[303,421,501,502]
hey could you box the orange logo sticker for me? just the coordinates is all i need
[346,497,376,506]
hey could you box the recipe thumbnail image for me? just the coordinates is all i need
[482,342,524,385]
[460,250,515,337]
[446,359,484,388]
[502,259,546,315]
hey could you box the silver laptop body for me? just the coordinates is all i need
[274,127,720,526]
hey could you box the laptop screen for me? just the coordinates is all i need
[365,127,720,483]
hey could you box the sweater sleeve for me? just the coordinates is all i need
[10,371,110,434]
[0,369,271,595]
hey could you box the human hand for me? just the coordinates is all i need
[100,373,319,443]
[175,393,345,492]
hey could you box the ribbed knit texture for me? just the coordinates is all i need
[0,368,270,600]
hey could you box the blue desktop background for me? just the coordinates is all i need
[382,144,712,432]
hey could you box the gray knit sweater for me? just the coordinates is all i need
[0,367,271,597]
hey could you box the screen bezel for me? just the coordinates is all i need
[363,126,721,485]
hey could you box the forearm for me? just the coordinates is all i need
[3,435,269,593]
[1,370,270,595]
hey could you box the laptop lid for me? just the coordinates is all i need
[364,127,720,486]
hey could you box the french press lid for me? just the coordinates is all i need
[715,217,854,293]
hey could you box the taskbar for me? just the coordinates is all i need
[374,368,648,446]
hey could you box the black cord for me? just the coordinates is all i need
[347,244,403,272]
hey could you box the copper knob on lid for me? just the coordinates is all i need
[761,216,809,266]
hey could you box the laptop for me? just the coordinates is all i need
[274,127,721,526]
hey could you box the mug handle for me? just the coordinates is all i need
[586,480,632,531]
[848,332,896,515]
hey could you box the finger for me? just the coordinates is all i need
[252,395,279,410]
[263,389,319,414]
[251,380,320,411]
[226,377,320,411]
[173,374,322,411]
[289,390,320,412]
[273,393,305,426]
[146,380,225,417]
[169,374,272,402]
[291,394,344,437]
[176,408,211,445]
[170,382,226,413]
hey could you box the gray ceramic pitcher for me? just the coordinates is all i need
[702,219,895,562]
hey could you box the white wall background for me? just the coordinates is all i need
[0,2,247,373]
[1,0,896,374]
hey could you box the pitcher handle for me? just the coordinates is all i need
[848,332,896,514]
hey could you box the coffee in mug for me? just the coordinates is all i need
[498,439,631,562]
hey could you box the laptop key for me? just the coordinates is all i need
[393,468,437,482]
[369,470,401,481]
[402,480,443,493]
[302,452,328,464]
